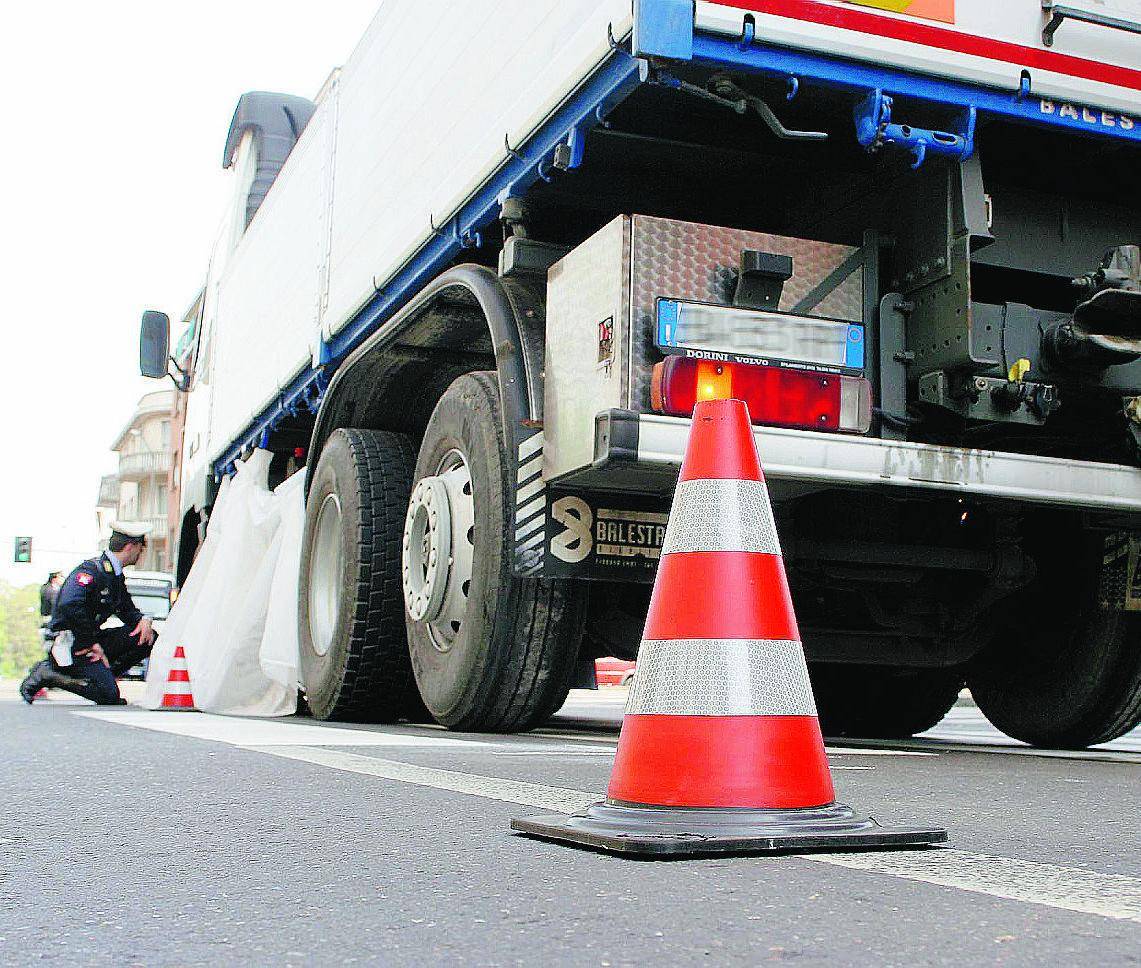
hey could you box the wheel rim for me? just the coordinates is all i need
[402,449,475,653]
[308,493,344,657]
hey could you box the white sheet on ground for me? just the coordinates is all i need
[143,451,302,716]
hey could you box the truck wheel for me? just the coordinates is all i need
[967,532,1141,748]
[810,664,963,739]
[298,428,422,721]
[403,371,586,732]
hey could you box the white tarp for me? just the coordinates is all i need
[259,470,305,690]
[143,451,304,716]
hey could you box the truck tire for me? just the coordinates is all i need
[403,371,586,732]
[967,531,1141,748]
[298,428,422,721]
[809,664,963,739]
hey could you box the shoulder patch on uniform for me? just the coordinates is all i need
[76,572,94,586]
[102,559,113,573]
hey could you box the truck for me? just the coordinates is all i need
[139,0,1141,748]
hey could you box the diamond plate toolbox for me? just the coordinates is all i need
[544,214,862,481]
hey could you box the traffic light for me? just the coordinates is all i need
[13,536,31,563]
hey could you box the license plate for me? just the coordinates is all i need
[656,299,865,372]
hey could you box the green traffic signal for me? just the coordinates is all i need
[13,536,31,563]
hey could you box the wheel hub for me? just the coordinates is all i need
[308,493,344,657]
[402,451,475,650]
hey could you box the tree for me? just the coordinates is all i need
[0,581,43,678]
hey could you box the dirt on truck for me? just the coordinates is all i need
[139,0,1141,748]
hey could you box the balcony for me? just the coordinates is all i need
[142,516,169,541]
[118,451,172,480]
[97,474,120,508]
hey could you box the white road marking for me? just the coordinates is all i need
[263,746,598,815]
[257,745,1140,924]
[77,709,614,755]
[844,736,1141,765]
[76,710,487,748]
[812,850,1141,924]
[825,747,935,757]
[488,748,617,756]
[535,728,930,759]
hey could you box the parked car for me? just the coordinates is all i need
[594,657,635,688]
[103,571,174,680]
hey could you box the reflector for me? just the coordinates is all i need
[651,357,871,433]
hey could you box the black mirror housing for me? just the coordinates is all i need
[139,310,171,379]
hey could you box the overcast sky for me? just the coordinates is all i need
[0,1,379,585]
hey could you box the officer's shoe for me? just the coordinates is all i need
[19,661,50,704]
[19,661,89,703]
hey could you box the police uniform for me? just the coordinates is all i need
[20,523,158,705]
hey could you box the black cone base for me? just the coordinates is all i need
[511,800,946,858]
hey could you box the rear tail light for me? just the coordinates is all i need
[650,357,871,433]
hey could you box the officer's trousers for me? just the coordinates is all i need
[51,626,155,705]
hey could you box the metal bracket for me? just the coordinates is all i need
[429,213,482,249]
[166,357,190,393]
[552,122,589,171]
[504,133,524,162]
[632,0,694,60]
[918,371,1057,425]
[606,22,626,53]
[1042,1,1141,47]
[737,16,756,50]
[650,68,827,141]
[854,89,976,169]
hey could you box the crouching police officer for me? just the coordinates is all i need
[20,523,158,705]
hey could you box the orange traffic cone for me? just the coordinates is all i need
[513,398,946,856]
[159,646,196,710]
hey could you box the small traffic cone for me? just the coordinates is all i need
[160,646,196,710]
[513,398,946,856]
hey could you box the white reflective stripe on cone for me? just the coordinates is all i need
[660,479,781,556]
[626,638,817,717]
[162,682,193,695]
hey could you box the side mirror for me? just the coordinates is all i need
[139,310,171,379]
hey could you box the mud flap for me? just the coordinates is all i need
[542,489,668,582]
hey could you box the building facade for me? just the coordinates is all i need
[100,388,176,572]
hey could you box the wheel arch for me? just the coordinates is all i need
[306,265,546,500]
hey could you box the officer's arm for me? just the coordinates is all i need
[115,579,145,629]
[55,570,99,649]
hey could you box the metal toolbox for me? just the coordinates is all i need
[543,214,866,482]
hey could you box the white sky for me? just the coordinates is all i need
[0,1,379,585]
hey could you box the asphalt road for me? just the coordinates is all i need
[2,686,1138,967]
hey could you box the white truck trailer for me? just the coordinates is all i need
[140,0,1141,747]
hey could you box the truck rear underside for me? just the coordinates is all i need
[174,0,1141,747]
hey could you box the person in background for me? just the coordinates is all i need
[39,571,62,618]
[20,523,158,705]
